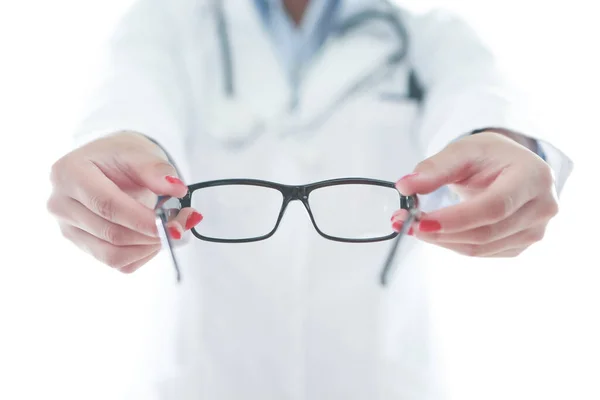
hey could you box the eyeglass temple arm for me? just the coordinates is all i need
[155,196,182,283]
[380,203,420,287]
[146,135,186,283]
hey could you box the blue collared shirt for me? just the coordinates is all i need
[253,0,340,82]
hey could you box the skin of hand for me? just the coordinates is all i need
[47,131,202,274]
[392,131,559,257]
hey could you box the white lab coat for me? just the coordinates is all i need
[75,0,572,399]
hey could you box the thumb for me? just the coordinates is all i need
[395,145,480,195]
[122,152,189,198]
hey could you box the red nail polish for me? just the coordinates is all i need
[419,220,441,232]
[392,221,403,232]
[165,176,185,186]
[185,212,203,230]
[408,227,414,235]
[168,226,181,240]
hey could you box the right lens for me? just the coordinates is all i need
[308,183,400,240]
[190,184,284,241]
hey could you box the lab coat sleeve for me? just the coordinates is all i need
[72,0,193,181]
[404,9,573,195]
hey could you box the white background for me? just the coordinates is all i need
[0,1,598,399]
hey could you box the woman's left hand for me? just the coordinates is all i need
[393,131,559,257]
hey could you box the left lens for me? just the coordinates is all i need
[308,183,400,240]
[191,184,284,240]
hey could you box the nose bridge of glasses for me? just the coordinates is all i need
[288,185,309,202]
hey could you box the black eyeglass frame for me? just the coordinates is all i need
[156,177,420,287]
[179,178,417,244]
[148,137,420,286]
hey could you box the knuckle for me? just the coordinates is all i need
[101,248,126,269]
[526,228,546,244]
[133,216,156,236]
[470,246,486,257]
[102,224,126,246]
[487,197,512,222]
[49,156,77,187]
[414,159,438,174]
[459,244,480,257]
[49,160,65,187]
[542,200,559,220]
[91,195,115,221]
[537,163,555,191]
[59,224,74,241]
[46,195,61,216]
[150,160,177,176]
[472,225,495,244]
[497,249,520,258]
[509,248,525,257]
[119,266,137,275]
[119,249,158,273]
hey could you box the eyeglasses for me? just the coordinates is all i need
[154,178,420,286]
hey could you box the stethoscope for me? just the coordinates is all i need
[210,0,418,148]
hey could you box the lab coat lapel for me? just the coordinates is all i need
[294,21,400,124]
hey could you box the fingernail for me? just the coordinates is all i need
[408,227,414,235]
[165,176,185,186]
[392,220,403,232]
[185,212,203,230]
[418,220,441,232]
[168,226,182,240]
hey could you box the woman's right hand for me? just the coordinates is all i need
[47,131,202,274]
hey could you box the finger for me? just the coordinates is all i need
[395,142,483,195]
[61,224,160,269]
[165,220,185,240]
[390,209,409,221]
[483,248,525,258]
[67,163,159,237]
[48,194,159,246]
[390,209,413,233]
[419,227,545,257]
[414,171,536,234]
[120,152,189,199]
[165,208,203,242]
[416,198,551,244]
[172,208,203,231]
[119,249,160,274]
[158,207,199,249]
[390,208,409,225]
